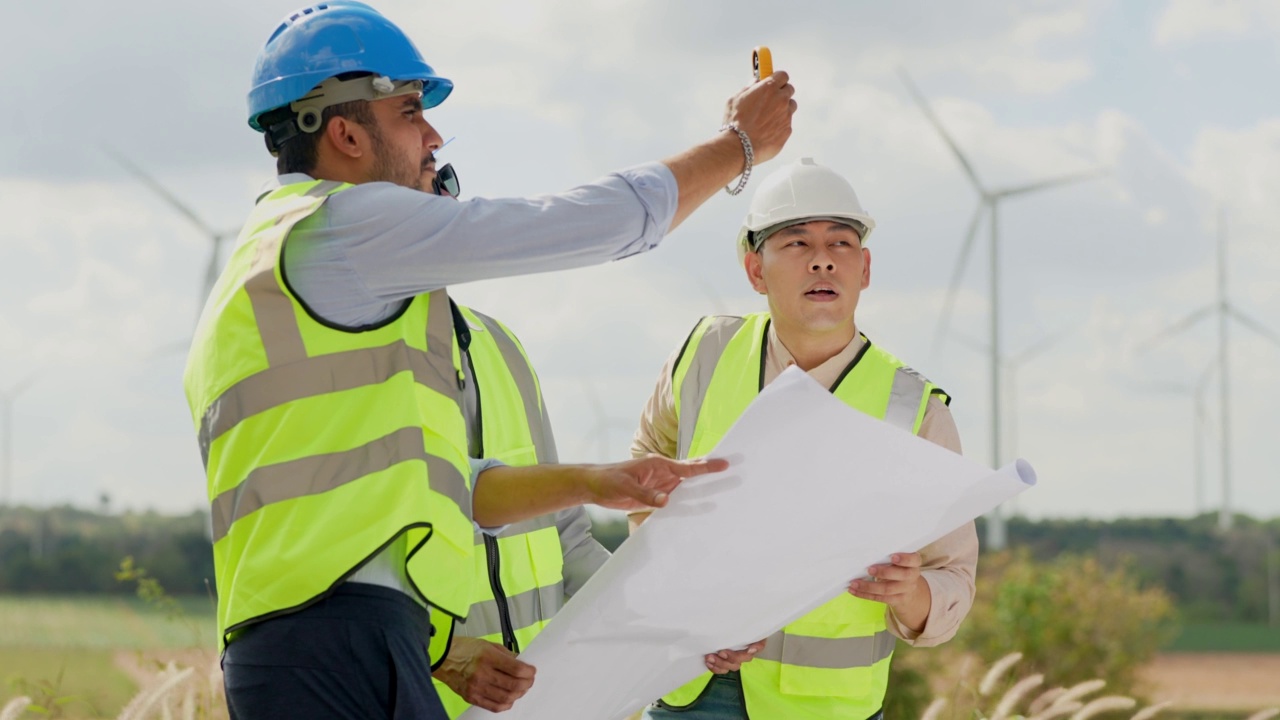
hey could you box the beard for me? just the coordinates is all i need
[367,124,423,191]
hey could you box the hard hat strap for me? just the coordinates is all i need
[290,76,425,133]
[749,216,868,251]
[262,75,426,155]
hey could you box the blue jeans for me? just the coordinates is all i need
[642,671,886,720]
[644,672,746,720]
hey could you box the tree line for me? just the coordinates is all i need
[2,505,1277,625]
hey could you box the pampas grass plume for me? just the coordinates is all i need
[0,697,31,720]
[979,652,1024,696]
[1130,700,1176,720]
[1069,696,1137,720]
[993,673,1045,720]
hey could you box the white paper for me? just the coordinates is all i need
[462,366,1036,720]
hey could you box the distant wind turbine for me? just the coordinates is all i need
[1004,326,1077,464]
[899,68,1106,551]
[104,148,238,324]
[580,380,635,463]
[1137,208,1280,531]
[1131,362,1217,516]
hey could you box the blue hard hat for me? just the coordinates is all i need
[247,1,453,131]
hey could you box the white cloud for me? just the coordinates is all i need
[2,0,1279,523]
[1155,0,1255,45]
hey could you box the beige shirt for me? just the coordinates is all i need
[630,324,979,647]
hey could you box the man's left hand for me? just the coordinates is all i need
[846,552,931,632]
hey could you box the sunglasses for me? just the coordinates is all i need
[432,163,461,199]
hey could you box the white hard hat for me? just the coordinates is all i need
[737,157,876,263]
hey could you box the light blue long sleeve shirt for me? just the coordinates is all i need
[273,161,678,327]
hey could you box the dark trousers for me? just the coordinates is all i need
[223,583,446,720]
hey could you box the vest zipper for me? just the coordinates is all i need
[464,345,520,654]
[485,533,519,653]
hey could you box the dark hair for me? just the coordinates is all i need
[262,99,379,175]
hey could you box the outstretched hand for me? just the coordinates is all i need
[586,456,729,512]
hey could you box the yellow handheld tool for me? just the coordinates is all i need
[753,46,772,81]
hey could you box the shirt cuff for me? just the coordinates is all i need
[469,457,508,537]
[617,161,679,241]
[885,571,954,646]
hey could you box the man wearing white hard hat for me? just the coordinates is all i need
[629,158,979,720]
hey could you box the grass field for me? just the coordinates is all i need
[0,596,217,718]
[1167,622,1280,652]
[0,648,136,718]
[0,596,1276,718]
[0,596,215,650]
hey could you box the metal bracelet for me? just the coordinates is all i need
[720,123,754,196]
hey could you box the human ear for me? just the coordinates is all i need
[324,116,368,160]
[744,250,768,295]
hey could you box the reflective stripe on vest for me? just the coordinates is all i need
[661,313,944,718]
[183,179,475,647]
[430,306,568,720]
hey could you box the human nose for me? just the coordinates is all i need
[810,246,836,273]
[421,119,444,152]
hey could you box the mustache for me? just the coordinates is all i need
[421,153,436,173]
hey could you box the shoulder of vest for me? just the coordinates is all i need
[457,305,525,347]
[861,339,948,399]
[671,314,755,382]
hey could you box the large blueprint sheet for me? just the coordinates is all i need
[463,367,1036,720]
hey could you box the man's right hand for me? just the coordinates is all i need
[433,637,536,713]
[662,67,796,231]
[722,70,796,164]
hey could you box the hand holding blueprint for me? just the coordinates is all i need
[462,366,1037,720]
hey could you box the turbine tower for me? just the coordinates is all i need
[105,148,237,324]
[899,69,1106,551]
[1133,362,1217,516]
[1139,209,1280,530]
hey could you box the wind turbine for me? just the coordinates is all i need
[1004,326,1076,468]
[1138,208,1280,531]
[898,69,1106,551]
[1131,362,1217,516]
[104,148,238,324]
[580,379,635,463]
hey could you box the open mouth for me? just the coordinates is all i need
[805,287,839,298]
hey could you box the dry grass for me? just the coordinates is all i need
[924,652,1280,720]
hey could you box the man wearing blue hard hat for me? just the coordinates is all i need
[182,2,796,718]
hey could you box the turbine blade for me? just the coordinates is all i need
[5,372,40,398]
[1229,305,1280,350]
[1135,305,1215,353]
[897,67,984,192]
[195,242,222,326]
[994,167,1108,200]
[931,203,985,358]
[103,146,217,237]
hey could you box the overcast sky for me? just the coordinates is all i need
[2,0,1279,521]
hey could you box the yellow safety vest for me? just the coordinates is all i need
[660,313,948,719]
[430,305,570,719]
[183,179,475,649]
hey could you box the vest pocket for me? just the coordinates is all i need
[775,623,882,699]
